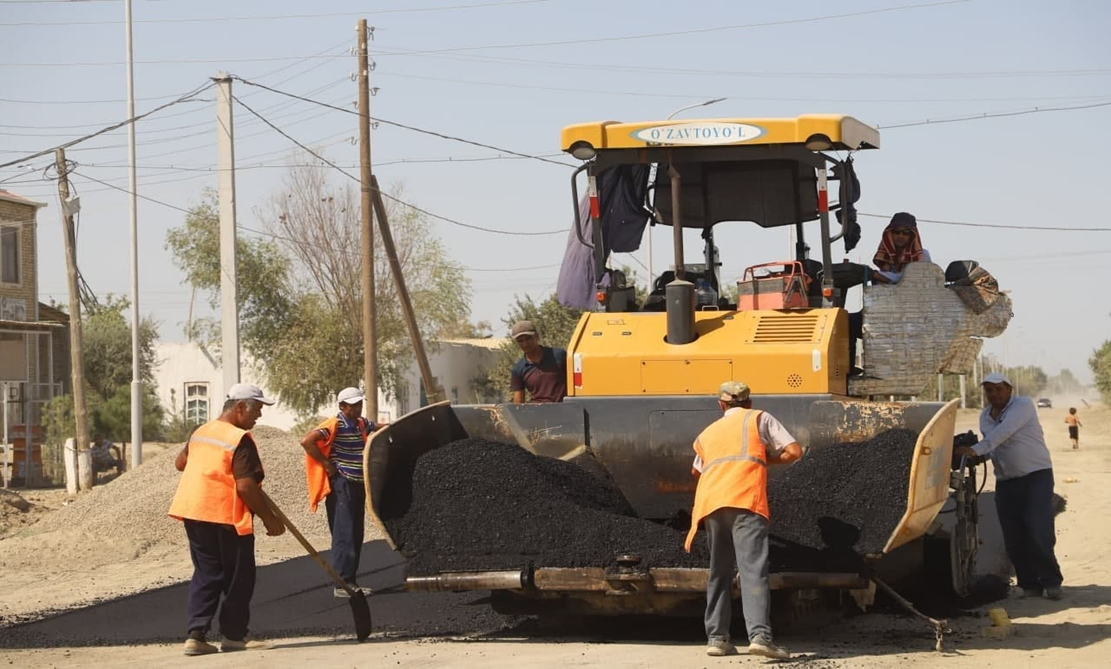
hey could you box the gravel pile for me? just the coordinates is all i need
[768,428,918,556]
[28,425,335,554]
[384,438,709,575]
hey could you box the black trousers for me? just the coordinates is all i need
[184,519,256,640]
[995,468,1063,590]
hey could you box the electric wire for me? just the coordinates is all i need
[0,0,546,26]
[231,94,566,237]
[232,76,573,167]
[859,212,1111,232]
[0,82,212,169]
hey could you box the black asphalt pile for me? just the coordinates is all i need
[384,438,709,575]
[768,428,918,558]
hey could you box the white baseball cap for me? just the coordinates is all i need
[226,383,276,405]
[982,372,1012,387]
[337,387,365,406]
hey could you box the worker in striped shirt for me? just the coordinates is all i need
[299,387,386,597]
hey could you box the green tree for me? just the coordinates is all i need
[1090,340,1111,404]
[165,188,295,353]
[42,297,164,448]
[167,168,474,414]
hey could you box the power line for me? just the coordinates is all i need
[2,1,963,67]
[232,76,573,168]
[0,0,545,26]
[374,69,1111,104]
[71,170,193,214]
[877,100,1111,129]
[238,223,558,273]
[859,212,1111,232]
[379,45,1111,81]
[0,82,212,169]
[232,94,566,237]
[367,0,971,56]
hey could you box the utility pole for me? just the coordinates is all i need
[357,19,379,421]
[125,0,143,468]
[215,74,240,392]
[371,177,443,403]
[55,148,92,492]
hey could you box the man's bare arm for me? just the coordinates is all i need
[769,442,802,464]
[235,477,285,536]
[298,429,336,476]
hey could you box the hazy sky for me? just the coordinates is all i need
[2,0,1108,382]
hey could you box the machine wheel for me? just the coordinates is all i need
[948,462,979,598]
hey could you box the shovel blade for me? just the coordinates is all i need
[349,590,373,642]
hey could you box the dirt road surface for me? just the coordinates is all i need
[1,403,1108,667]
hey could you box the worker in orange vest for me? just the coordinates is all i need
[300,386,386,598]
[168,383,285,656]
[686,381,803,660]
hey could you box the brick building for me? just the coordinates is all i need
[1,189,67,484]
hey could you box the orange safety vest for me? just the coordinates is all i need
[685,408,769,551]
[305,415,370,513]
[168,419,256,536]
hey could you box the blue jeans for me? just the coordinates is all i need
[704,508,773,644]
[184,519,255,641]
[325,473,366,585]
[995,468,1063,590]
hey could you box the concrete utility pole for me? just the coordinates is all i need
[125,0,143,468]
[357,19,379,421]
[55,148,93,492]
[215,74,240,392]
[371,177,443,403]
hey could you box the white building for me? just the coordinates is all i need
[152,338,505,431]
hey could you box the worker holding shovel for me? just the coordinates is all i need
[168,383,285,656]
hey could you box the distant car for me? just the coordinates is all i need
[1037,398,1052,408]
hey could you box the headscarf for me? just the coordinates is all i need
[872,212,924,273]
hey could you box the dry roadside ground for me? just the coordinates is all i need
[1,403,1108,668]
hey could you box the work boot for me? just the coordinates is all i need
[1044,586,1063,601]
[705,639,737,656]
[221,637,269,652]
[182,638,218,656]
[748,636,790,660]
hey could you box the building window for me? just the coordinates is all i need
[185,382,209,425]
[1,226,18,284]
[397,382,410,416]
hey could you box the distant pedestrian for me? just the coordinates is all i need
[509,320,568,404]
[300,387,386,598]
[686,381,803,659]
[956,372,1064,600]
[90,434,123,476]
[168,383,284,656]
[1065,408,1082,450]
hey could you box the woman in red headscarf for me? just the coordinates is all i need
[849,212,933,374]
[870,212,931,284]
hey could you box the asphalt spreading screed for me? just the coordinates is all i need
[385,438,710,575]
[385,430,918,576]
[768,428,918,556]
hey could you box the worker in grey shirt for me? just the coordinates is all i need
[956,372,1062,600]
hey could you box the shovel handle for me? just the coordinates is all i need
[259,489,356,596]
